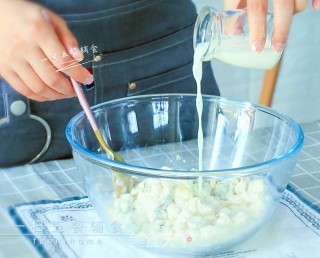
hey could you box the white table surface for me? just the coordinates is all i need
[0,120,319,258]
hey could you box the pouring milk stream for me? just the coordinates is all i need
[192,43,209,198]
[193,7,283,197]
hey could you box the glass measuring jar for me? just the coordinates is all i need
[193,7,282,70]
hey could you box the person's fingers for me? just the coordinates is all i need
[28,47,75,97]
[0,1,91,101]
[39,10,93,84]
[312,0,320,10]
[15,62,66,100]
[2,69,48,102]
[272,0,295,52]
[223,0,309,55]
[223,0,247,9]
[294,0,308,13]
[49,11,82,57]
[247,0,268,52]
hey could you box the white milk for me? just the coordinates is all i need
[205,37,281,69]
[192,43,209,197]
[192,40,280,191]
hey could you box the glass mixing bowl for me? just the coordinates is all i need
[66,94,303,256]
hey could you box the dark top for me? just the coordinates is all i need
[0,0,219,166]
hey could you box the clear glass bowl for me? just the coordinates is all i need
[66,94,303,256]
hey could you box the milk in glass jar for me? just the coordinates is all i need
[193,7,282,69]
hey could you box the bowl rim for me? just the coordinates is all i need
[65,93,304,178]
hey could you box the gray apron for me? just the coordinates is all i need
[0,0,219,166]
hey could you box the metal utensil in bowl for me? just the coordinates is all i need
[70,78,133,195]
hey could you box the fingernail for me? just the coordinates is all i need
[67,95,76,99]
[234,27,244,34]
[41,9,50,22]
[273,43,285,53]
[313,0,320,10]
[252,40,263,52]
[68,47,84,60]
[84,74,94,85]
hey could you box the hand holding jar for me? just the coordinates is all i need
[194,0,319,69]
[223,0,319,53]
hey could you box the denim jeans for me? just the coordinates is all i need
[0,0,219,166]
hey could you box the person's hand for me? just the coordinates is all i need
[224,0,318,53]
[0,0,93,101]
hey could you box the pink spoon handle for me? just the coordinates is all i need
[71,78,98,131]
[70,78,125,163]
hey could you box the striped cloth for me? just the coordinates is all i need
[0,120,319,257]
